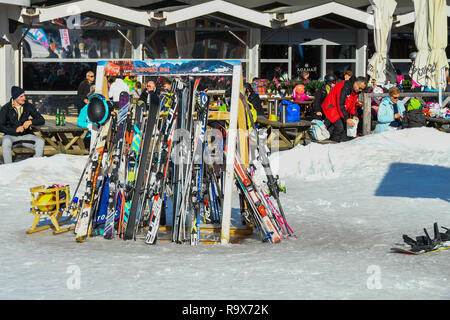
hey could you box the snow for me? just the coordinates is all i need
[1,127,450,300]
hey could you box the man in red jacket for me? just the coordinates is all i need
[321,76,367,142]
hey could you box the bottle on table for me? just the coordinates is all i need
[55,107,60,126]
[61,111,66,126]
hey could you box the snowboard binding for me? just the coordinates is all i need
[402,222,450,252]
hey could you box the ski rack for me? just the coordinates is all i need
[94,59,246,245]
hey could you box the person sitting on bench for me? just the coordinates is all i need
[0,86,45,164]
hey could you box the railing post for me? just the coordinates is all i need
[363,92,371,135]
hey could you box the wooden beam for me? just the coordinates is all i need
[163,0,272,28]
[37,0,150,27]
[284,2,374,28]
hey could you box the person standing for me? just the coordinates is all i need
[108,76,130,109]
[124,75,138,93]
[0,86,45,164]
[139,80,160,111]
[76,71,95,114]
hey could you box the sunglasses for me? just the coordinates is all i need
[392,96,400,100]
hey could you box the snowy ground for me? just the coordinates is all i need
[1,127,450,300]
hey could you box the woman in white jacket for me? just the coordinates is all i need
[375,87,406,133]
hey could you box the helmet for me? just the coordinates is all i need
[324,74,337,84]
[87,94,110,124]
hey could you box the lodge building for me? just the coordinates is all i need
[0,0,449,112]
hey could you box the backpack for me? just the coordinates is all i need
[279,100,300,122]
[309,119,330,141]
[402,109,427,128]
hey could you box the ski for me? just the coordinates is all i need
[123,99,161,240]
[234,154,282,243]
[189,91,210,245]
[121,100,145,237]
[75,118,112,242]
[104,91,130,239]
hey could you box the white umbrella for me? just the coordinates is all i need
[409,0,429,87]
[426,0,448,91]
[367,0,397,85]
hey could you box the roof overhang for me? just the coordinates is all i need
[13,0,450,30]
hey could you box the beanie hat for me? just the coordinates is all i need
[409,98,422,111]
[11,86,25,100]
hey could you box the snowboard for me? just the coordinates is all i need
[391,242,450,255]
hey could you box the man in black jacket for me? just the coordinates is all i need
[0,86,45,164]
[76,71,95,114]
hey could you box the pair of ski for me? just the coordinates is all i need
[171,79,198,244]
[234,95,296,243]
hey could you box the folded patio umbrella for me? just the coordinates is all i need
[426,0,449,90]
[367,0,397,85]
[409,0,429,87]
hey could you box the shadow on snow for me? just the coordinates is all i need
[375,162,450,202]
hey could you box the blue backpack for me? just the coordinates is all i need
[279,100,300,122]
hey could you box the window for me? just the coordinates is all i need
[260,63,289,81]
[392,63,411,77]
[292,45,321,79]
[23,62,97,91]
[260,45,288,59]
[326,63,356,80]
[23,27,133,59]
[143,19,247,59]
[26,94,80,116]
[389,34,416,59]
[327,45,356,59]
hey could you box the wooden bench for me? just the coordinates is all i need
[0,133,42,162]
[309,139,338,144]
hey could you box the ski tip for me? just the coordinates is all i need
[75,237,87,243]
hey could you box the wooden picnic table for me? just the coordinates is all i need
[32,119,89,155]
[256,116,312,149]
